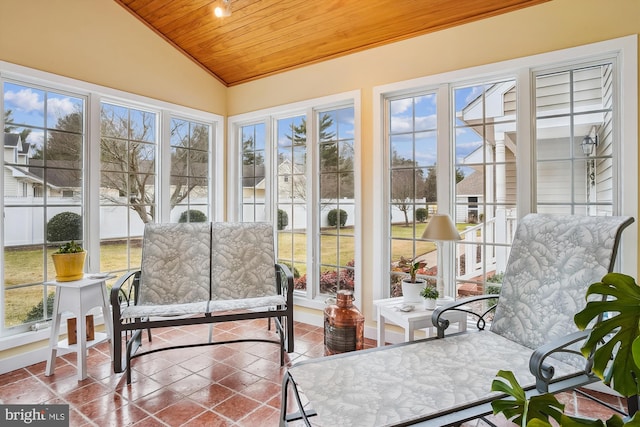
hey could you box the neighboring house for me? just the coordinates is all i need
[455,68,612,284]
[4,133,79,199]
[242,158,307,201]
[455,171,484,224]
[456,70,612,220]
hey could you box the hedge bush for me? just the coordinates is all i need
[178,210,207,223]
[415,208,427,223]
[278,209,289,230]
[327,209,347,227]
[47,212,82,242]
[24,293,55,323]
[279,261,300,278]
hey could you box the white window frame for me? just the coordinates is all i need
[0,60,223,366]
[373,35,638,301]
[227,91,362,312]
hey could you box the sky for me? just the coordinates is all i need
[5,81,490,174]
[4,82,83,152]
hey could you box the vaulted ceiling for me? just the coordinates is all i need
[115,0,549,87]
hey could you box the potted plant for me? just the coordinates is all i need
[420,285,439,310]
[51,241,86,282]
[490,272,640,425]
[396,256,427,303]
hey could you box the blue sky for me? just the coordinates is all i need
[388,87,485,172]
[4,82,83,152]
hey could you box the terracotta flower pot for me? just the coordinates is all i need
[52,251,86,282]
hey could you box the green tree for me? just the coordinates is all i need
[242,135,264,166]
[283,114,356,201]
[424,165,437,203]
[4,109,32,144]
[42,108,204,224]
[178,210,207,223]
[390,149,426,226]
[168,120,209,209]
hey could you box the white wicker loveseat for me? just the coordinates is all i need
[110,222,294,383]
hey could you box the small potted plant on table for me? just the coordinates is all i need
[396,256,427,303]
[51,241,86,282]
[420,285,439,310]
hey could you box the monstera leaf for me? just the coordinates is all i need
[574,273,640,398]
[491,370,564,426]
[491,370,629,426]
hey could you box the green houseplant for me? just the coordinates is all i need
[395,256,427,303]
[491,272,640,426]
[51,241,86,282]
[420,285,439,309]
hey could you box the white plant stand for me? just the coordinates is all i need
[45,275,113,381]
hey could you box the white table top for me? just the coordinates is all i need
[45,274,115,288]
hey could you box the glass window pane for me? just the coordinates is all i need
[130,109,156,142]
[46,131,82,166]
[537,160,572,203]
[535,62,613,216]
[100,103,156,274]
[453,80,517,300]
[536,117,571,160]
[48,93,83,132]
[4,83,45,128]
[536,71,570,117]
[4,82,85,330]
[390,98,413,133]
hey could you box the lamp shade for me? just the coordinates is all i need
[421,214,461,241]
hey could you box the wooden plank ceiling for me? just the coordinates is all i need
[115,0,549,87]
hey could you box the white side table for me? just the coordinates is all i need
[45,275,113,381]
[374,297,467,347]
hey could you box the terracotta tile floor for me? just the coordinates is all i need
[0,320,629,426]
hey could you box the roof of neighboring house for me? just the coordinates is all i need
[5,164,56,188]
[456,171,483,196]
[242,164,266,188]
[20,159,80,189]
[4,133,29,155]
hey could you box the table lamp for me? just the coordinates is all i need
[421,213,461,297]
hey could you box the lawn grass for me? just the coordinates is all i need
[4,221,469,327]
[3,242,139,328]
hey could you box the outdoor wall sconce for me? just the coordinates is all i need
[581,134,598,156]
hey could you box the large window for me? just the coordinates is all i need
[275,115,309,291]
[454,80,517,297]
[318,107,355,295]
[387,93,438,297]
[240,123,266,222]
[1,65,221,337]
[231,93,360,303]
[535,64,614,216]
[374,37,637,301]
[99,103,157,276]
[3,81,85,330]
[169,117,211,223]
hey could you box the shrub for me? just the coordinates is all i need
[24,293,55,323]
[280,261,300,278]
[278,209,289,230]
[178,210,207,223]
[47,212,82,242]
[327,209,347,227]
[485,272,504,308]
[415,208,427,223]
